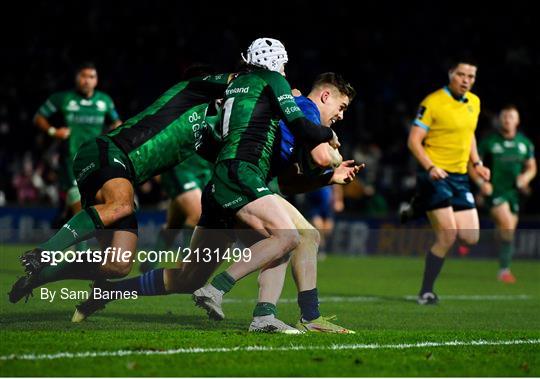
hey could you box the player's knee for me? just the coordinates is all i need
[437,229,458,249]
[300,227,321,248]
[458,229,479,246]
[184,214,201,228]
[112,202,135,221]
[276,229,301,254]
[288,230,302,252]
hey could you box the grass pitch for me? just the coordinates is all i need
[0,244,539,376]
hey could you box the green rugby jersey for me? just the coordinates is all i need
[217,69,333,178]
[107,74,230,183]
[37,90,120,161]
[478,131,535,193]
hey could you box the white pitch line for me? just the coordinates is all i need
[1,339,539,362]
[222,294,533,304]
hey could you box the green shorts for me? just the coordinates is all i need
[72,136,134,208]
[161,155,213,199]
[416,172,475,211]
[199,160,273,228]
[486,190,520,214]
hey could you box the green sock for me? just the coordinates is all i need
[74,240,89,253]
[211,271,236,293]
[39,207,104,252]
[34,261,100,286]
[253,302,277,317]
[499,240,514,269]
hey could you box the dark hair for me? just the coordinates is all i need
[76,62,97,74]
[234,59,264,74]
[182,63,216,80]
[501,104,519,113]
[312,72,356,101]
[449,58,478,71]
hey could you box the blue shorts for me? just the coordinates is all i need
[416,172,476,211]
[305,186,333,219]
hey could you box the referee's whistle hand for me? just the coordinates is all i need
[429,167,448,180]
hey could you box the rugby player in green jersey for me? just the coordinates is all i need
[139,65,219,273]
[8,73,233,304]
[35,62,122,247]
[472,105,536,283]
[191,38,345,325]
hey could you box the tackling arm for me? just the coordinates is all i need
[310,143,343,168]
[278,160,364,195]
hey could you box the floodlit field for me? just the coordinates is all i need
[1,245,539,376]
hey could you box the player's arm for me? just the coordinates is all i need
[469,138,493,196]
[106,97,122,130]
[278,160,364,195]
[310,143,343,168]
[192,73,236,97]
[469,135,490,181]
[108,120,122,130]
[106,102,122,130]
[333,184,345,212]
[407,126,447,180]
[34,95,70,139]
[267,74,339,148]
[517,157,537,192]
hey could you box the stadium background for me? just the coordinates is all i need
[1,1,538,224]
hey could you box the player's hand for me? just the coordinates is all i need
[474,164,490,181]
[480,182,493,196]
[516,174,529,190]
[428,166,448,180]
[55,127,71,139]
[291,88,302,97]
[516,174,532,195]
[331,160,365,185]
[328,130,340,149]
[518,185,532,196]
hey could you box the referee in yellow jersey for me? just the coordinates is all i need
[407,59,490,304]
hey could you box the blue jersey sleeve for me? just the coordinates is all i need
[277,96,321,166]
[295,96,321,124]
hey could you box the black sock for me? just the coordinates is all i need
[420,251,445,294]
[298,288,320,321]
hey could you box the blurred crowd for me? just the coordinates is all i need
[1,1,538,214]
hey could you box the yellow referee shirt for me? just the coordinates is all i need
[413,86,480,174]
